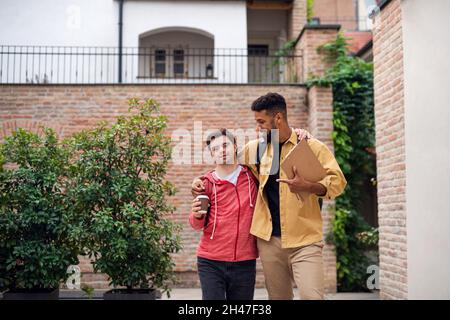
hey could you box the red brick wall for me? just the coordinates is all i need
[312,0,358,31]
[372,0,407,299]
[288,0,307,41]
[308,85,337,293]
[296,26,340,83]
[299,29,340,294]
[0,84,310,289]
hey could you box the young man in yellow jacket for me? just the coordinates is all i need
[193,92,347,300]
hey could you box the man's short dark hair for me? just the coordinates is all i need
[206,128,237,150]
[251,92,287,118]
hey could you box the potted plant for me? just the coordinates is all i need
[0,128,86,300]
[69,98,182,300]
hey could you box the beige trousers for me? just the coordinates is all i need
[257,236,325,300]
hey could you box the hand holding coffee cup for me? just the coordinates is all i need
[192,195,210,219]
[191,178,205,197]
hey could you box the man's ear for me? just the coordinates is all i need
[275,112,283,125]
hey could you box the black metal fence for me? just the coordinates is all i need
[0,46,302,84]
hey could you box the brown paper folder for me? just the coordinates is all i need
[281,138,326,182]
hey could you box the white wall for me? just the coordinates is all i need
[402,0,450,299]
[0,0,246,47]
[0,0,118,46]
[123,1,246,48]
[0,0,247,83]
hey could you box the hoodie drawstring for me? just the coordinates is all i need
[210,182,218,240]
[246,171,254,208]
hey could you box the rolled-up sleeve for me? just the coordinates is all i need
[310,139,347,200]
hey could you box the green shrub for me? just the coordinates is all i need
[0,128,84,290]
[68,98,182,295]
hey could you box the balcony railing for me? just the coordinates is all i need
[0,46,302,84]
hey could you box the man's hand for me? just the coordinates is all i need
[191,177,205,197]
[294,128,313,141]
[191,198,206,219]
[277,166,326,196]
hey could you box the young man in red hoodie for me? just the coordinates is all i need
[189,128,259,300]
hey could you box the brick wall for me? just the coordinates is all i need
[288,0,307,41]
[312,0,358,31]
[372,0,407,299]
[286,0,307,84]
[298,25,340,293]
[296,25,341,83]
[0,84,311,289]
[308,85,337,293]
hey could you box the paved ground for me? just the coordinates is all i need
[159,288,380,300]
[1,288,379,300]
[51,288,378,300]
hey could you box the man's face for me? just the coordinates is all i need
[254,110,278,142]
[209,135,236,165]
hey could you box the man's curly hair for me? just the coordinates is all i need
[251,92,287,118]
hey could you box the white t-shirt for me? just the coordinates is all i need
[213,165,242,186]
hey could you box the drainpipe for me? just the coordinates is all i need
[118,0,124,83]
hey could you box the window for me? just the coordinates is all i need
[154,49,166,76]
[248,45,269,57]
[173,49,184,77]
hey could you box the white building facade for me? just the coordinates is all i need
[0,0,297,84]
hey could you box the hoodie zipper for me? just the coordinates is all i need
[210,168,246,262]
[233,185,241,261]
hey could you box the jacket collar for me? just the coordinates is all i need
[203,164,249,185]
[285,128,297,146]
[269,128,296,146]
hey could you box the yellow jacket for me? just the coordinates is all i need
[238,129,347,248]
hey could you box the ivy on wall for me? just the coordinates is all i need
[307,0,315,23]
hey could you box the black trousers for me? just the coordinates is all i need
[197,257,256,300]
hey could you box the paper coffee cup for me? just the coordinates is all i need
[196,195,209,214]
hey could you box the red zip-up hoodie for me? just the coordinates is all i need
[189,165,259,262]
